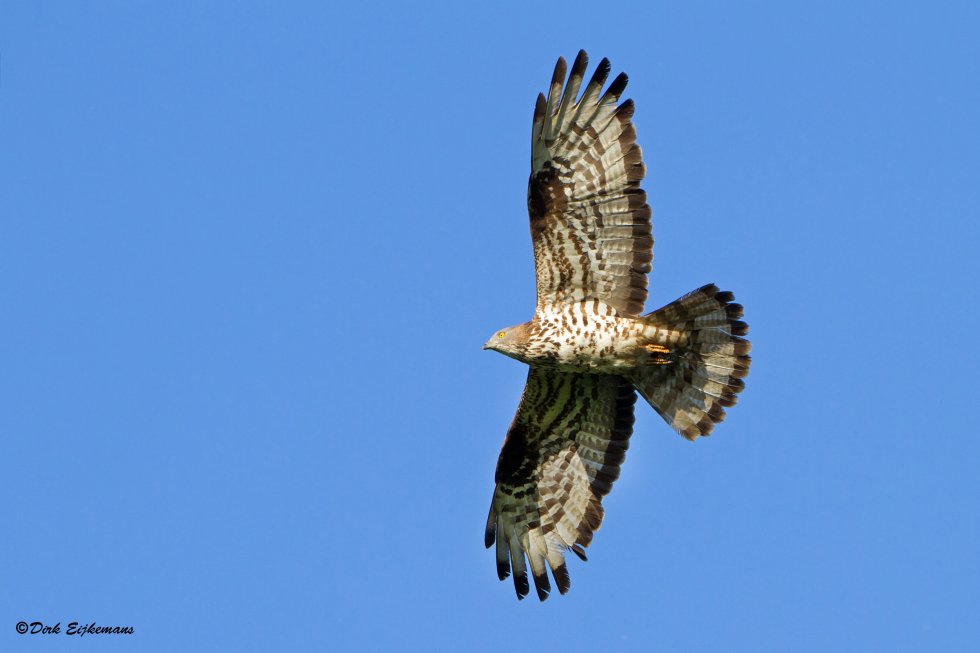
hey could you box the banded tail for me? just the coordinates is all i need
[629,284,751,440]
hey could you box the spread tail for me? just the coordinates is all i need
[629,284,751,440]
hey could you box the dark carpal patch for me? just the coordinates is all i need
[495,421,532,484]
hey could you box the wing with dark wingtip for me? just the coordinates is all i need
[484,368,636,601]
[527,50,653,317]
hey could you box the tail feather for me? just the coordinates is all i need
[629,284,751,440]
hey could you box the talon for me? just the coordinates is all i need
[645,343,672,365]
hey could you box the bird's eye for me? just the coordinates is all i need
[497,331,506,339]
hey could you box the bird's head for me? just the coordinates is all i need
[483,323,530,360]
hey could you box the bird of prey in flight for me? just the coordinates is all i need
[483,50,752,601]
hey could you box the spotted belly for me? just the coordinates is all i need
[525,303,648,373]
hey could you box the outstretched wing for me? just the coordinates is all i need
[527,50,653,317]
[485,368,636,600]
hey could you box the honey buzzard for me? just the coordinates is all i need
[483,50,751,601]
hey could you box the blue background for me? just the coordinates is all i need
[3,2,979,651]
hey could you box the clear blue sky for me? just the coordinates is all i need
[3,2,979,651]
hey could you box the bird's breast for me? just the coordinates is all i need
[523,303,644,372]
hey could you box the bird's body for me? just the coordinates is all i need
[483,51,751,601]
[490,301,692,372]
[490,301,646,371]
